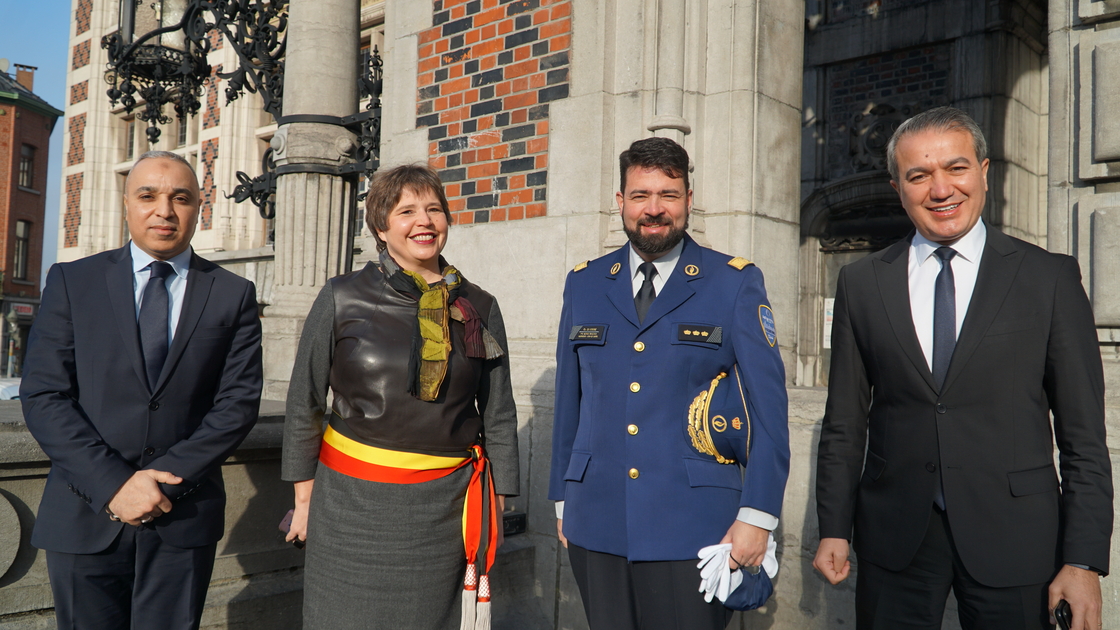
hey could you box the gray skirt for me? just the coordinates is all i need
[302,463,471,630]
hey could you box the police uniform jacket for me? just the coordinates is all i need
[548,234,790,561]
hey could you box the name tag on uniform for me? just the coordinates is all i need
[677,324,722,344]
[570,325,607,342]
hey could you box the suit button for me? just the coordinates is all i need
[936,404,946,414]
[634,341,645,352]
[149,401,160,411]
[628,468,639,479]
[67,484,74,491]
[926,462,937,472]
[630,382,641,393]
[144,447,155,456]
[627,424,638,435]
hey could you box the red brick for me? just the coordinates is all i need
[527,137,548,153]
[495,81,513,97]
[448,122,462,136]
[526,203,546,218]
[473,39,503,58]
[449,198,466,212]
[533,8,550,25]
[510,174,526,188]
[465,89,480,104]
[448,93,464,107]
[500,190,534,205]
[464,29,481,46]
[504,92,537,110]
[483,0,498,8]
[435,97,450,111]
[435,38,450,54]
[536,121,550,135]
[497,19,514,35]
[529,73,545,89]
[481,24,496,40]
[420,29,441,45]
[541,20,570,39]
[551,2,571,19]
[457,211,473,224]
[419,72,435,87]
[550,34,571,51]
[477,178,492,193]
[476,148,493,162]
[492,144,510,159]
[420,43,436,59]
[445,183,461,197]
[462,150,477,164]
[419,56,440,72]
[481,56,498,71]
[451,5,466,19]
[511,108,528,124]
[509,206,524,220]
[468,163,500,178]
[470,130,502,146]
[477,116,495,130]
[535,154,548,168]
[512,77,529,92]
[431,155,448,169]
[490,207,507,222]
[447,63,464,79]
[514,45,531,62]
[442,76,471,95]
[474,6,505,27]
[504,59,538,79]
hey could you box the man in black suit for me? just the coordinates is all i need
[813,107,1112,630]
[21,151,263,630]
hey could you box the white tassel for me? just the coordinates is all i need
[474,574,491,630]
[460,565,477,630]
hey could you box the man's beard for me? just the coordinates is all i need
[624,217,688,257]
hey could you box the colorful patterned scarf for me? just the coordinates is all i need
[380,249,504,401]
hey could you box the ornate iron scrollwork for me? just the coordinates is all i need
[352,46,384,200]
[226,146,276,220]
[102,0,288,144]
[849,103,916,173]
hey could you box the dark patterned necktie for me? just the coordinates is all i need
[139,261,173,390]
[634,262,657,324]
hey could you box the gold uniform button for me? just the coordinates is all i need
[628,468,640,479]
[630,382,641,392]
[633,341,645,352]
[627,424,638,435]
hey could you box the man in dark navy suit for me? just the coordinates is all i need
[21,151,263,630]
[549,137,790,629]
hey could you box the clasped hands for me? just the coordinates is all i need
[106,469,181,526]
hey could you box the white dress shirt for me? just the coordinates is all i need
[557,238,778,532]
[131,242,192,345]
[908,220,986,370]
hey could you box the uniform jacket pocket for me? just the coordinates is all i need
[684,456,742,490]
[1007,465,1058,496]
[564,451,592,482]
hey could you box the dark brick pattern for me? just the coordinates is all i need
[828,0,926,24]
[75,0,93,35]
[417,0,570,224]
[72,40,90,70]
[208,29,224,50]
[200,139,219,230]
[70,80,88,105]
[67,114,87,166]
[203,66,222,130]
[64,173,83,248]
[826,45,950,179]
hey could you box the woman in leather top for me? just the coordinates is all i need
[280,164,519,630]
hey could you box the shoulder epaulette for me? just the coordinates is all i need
[727,257,753,270]
[573,261,589,272]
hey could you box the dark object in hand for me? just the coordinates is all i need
[278,509,305,549]
[1054,599,1072,630]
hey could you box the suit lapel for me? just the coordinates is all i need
[154,253,214,394]
[105,246,151,391]
[637,237,698,333]
[940,226,1022,394]
[604,248,640,328]
[873,238,938,393]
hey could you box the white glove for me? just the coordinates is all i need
[696,543,732,602]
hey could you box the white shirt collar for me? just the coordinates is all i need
[628,238,684,281]
[130,241,193,279]
[911,218,986,265]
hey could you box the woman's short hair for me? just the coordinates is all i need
[365,164,451,251]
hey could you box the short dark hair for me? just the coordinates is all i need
[886,106,988,181]
[133,150,197,178]
[619,137,690,193]
[365,164,451,251]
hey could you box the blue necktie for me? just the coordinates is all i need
[139,262,172,390]
[634,262,657,324]
[932,247,958,391]
[931,247,957,510]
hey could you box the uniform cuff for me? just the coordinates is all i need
[737,507,778,531]
[555,501,564,519]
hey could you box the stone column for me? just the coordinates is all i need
[262,0,360,399]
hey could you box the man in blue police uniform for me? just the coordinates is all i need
[549,137,790,630]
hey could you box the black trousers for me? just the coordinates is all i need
[568,543,733,630]
[46,524,217,630]
[856,506,1052,630]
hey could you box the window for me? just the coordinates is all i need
[13,221,30,281]
[178,116,189,147]
[18,145,34,189]
[125,118,136,160]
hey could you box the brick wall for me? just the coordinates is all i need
[208,29,224,51]
[417,0,570,225]
[200,139,219,230]
[64,173,83,248]
[826,44,950,179]
[203,66,222,130]
[67,114,86,166]
[75,0,92,35]
[72,40,90,70]
[0,107,11,251]
[70,80,88,105]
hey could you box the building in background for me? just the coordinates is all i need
[0,62,62,378]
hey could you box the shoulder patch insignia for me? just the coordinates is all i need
[728,257,752,270]
[574,261,589,272]
[759,305,777,347]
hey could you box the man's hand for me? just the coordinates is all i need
[813,537,852,584]
[107,469,180,526]
[720,520,768,569]
[556,518,568,548]
[1048,565,1102,630]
